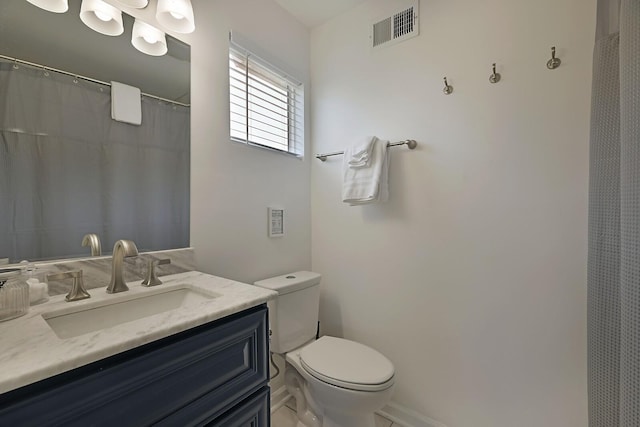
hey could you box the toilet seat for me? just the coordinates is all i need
[299,336,395,392]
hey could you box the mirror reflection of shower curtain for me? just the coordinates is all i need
[588,0,639,426]
[0,62,190,262]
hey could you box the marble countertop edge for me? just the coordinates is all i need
[0,271,277,395]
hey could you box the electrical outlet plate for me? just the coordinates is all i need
[268,207,284,237]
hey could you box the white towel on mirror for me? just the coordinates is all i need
[342,138,389,205]
[111,81,142,125]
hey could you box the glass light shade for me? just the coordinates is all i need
[25,0,69,13]
[79,0,124,36]
[114,0,149,8]
[131,19,168,56]
[156,0,195,34]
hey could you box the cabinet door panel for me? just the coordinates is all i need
[208,386,270,427]
[0,305,269,427]
[156,385,270,427]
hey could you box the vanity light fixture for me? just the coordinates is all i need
[25,0,69,13]
[132,19,168,56]
[114,0,149,8]
[156,0,195,34]
[79,0,124,36]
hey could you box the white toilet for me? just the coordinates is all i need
[254,271,395,427]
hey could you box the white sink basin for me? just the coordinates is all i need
[43,287,218,339]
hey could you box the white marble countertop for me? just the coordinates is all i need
[0,271,277,394]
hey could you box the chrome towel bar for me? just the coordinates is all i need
[315,139,417,162]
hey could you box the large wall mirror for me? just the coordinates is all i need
[0,0,191,263]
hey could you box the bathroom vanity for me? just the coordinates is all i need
[0,271,277,426]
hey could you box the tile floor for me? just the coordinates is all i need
[271,399,399,427]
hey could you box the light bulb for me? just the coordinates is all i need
[26,0,69,13]
[114,0,148,7]
[132,19,167,56]
[143,34,157,44]
[80,0,124,36]
[156,0,194,33]
[94,10,112,22]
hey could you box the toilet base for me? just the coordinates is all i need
[283,341,394,427]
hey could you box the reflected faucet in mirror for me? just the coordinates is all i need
[107,240,139,294]
[81,234,102,257]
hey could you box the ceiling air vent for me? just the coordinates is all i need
[372,0,419,49]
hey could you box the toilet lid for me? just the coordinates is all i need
[299,336,394,392]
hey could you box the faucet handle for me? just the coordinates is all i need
[141,258,171,287]
[47,270,91,302]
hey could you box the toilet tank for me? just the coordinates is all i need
[254,271,321,354]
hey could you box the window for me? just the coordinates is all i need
[229,42,304,157]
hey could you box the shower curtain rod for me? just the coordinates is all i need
[0,54,190,108]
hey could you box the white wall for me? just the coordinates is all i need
[112,0,313,284]
[189,0,312,284]
[310,1,595,426]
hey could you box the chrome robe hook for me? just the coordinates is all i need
[547,46,561,70]
[443,77,453,95]
[489,63,501,83]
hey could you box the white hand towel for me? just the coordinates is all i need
[342,138,390,205]
[348,136,376,168]
[111,81,142,125]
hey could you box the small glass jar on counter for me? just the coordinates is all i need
[0,268,29,322]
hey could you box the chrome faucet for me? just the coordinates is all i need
[81,233,102,256]
[106,240,138,294]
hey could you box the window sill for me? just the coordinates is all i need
[230,137,304,160]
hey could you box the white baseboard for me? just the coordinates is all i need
[270,385,293,413]
[269,389,446,427]
[376,402,447,427]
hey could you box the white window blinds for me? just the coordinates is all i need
[229,42,304,156]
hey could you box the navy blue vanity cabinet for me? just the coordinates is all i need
[0,304,270,427]
[158,384,270,426]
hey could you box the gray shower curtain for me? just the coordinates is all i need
[0,61,190,262]
[588,0,640,425]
